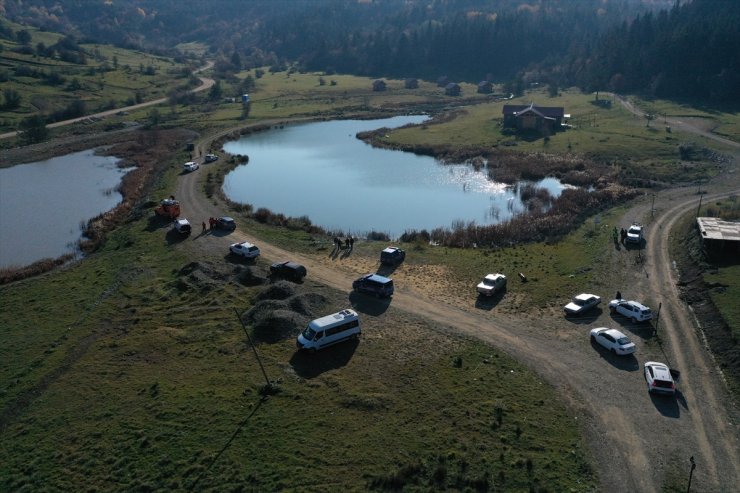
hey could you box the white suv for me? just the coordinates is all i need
[609,299,653,323]
[644,361,676,395]
[229,241,260,258]
[626,223,643,244]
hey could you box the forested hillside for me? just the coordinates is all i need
[3,0,737,103]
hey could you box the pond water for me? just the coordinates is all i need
[223,116,568,238]
[0,149,130,268]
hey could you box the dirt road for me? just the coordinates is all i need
[175,127,740,491]
[0,62,215,141]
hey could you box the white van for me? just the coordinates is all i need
[296,309,360,351]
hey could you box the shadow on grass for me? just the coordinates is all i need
[589,337,640,371]
[210,228,235,237]
[187,397,265,492]
[649,392,680,418]
[376,263,400,277]
[289,338,359,379]
[624,240,645,251]
[608,313,656,339]
[564,307,603,325]
[474,290,505,311]
[165,228,189,245]
[349,291,391,316]
[224,252,257,266]
[145,214,171,232]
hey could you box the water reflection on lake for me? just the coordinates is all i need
[0,149,130,268]
[223,116,567,238]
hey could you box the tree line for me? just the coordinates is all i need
[3,0,738,103]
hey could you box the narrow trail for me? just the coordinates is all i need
[0,61,215,141]
[176,126,740,491]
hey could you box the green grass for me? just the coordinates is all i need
[0,162,596,492]
[386,87,729,184]
[0,18,192,134]
[704,266,740,338]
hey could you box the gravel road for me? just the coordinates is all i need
[175,126,740,492]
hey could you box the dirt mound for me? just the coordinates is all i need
[234,265,266,286]
[176,261,245,293]
[288,292,329,315]
[257,281,296,300]
[251,309,306,343]
[245,288,329,343]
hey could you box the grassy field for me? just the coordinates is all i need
[0,167,595,492]
[3,31,739,490]
[0,18,192,134]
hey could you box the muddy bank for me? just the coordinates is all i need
[674,219,740,396]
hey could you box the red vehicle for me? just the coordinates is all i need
[155,196,181,219]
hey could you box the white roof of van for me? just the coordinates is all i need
[310,309,358,328]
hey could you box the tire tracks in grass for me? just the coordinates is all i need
[0,268,141,432]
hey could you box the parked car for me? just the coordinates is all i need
[644,361,677,395]
[590,327,636,355]
[564,293,601,316]
[352,274,394,298]
[380,246,406,265]
[183,161,199,172]
[230,241,260,258]
[270,261,307,281]
[215,216,236,230]
[173,218,191,235]
[204,154,219,163]
[609,299,653,323]
[477,273,507,297]
[626,223,643,244]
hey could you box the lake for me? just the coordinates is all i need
[0,149,130,268]
[223,116,567,238]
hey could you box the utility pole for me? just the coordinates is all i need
[696,194,703,217]
[234,308,272,390]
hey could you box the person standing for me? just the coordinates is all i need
[616,290,622,300]
[202,221,207,233]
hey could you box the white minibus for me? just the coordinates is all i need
[297,309,360,351]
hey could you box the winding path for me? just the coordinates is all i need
[0,61,215,141]
[175,110,740,491]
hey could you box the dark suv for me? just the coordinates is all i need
[380,246,405,265]
[270,261,307,281]
[215,216,236,230]
[352,274,394,298]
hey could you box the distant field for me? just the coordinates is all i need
[0,18,192,134]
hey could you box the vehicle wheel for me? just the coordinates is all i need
[609,307,616,313]
[631,317,637,324]
[610,348,616,354]
[309,348,316,354]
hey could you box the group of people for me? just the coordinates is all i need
[333,236,354,251]
[202,217,216,232]
[612,227,629,244]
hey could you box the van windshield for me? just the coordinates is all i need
[302,327,316,340]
